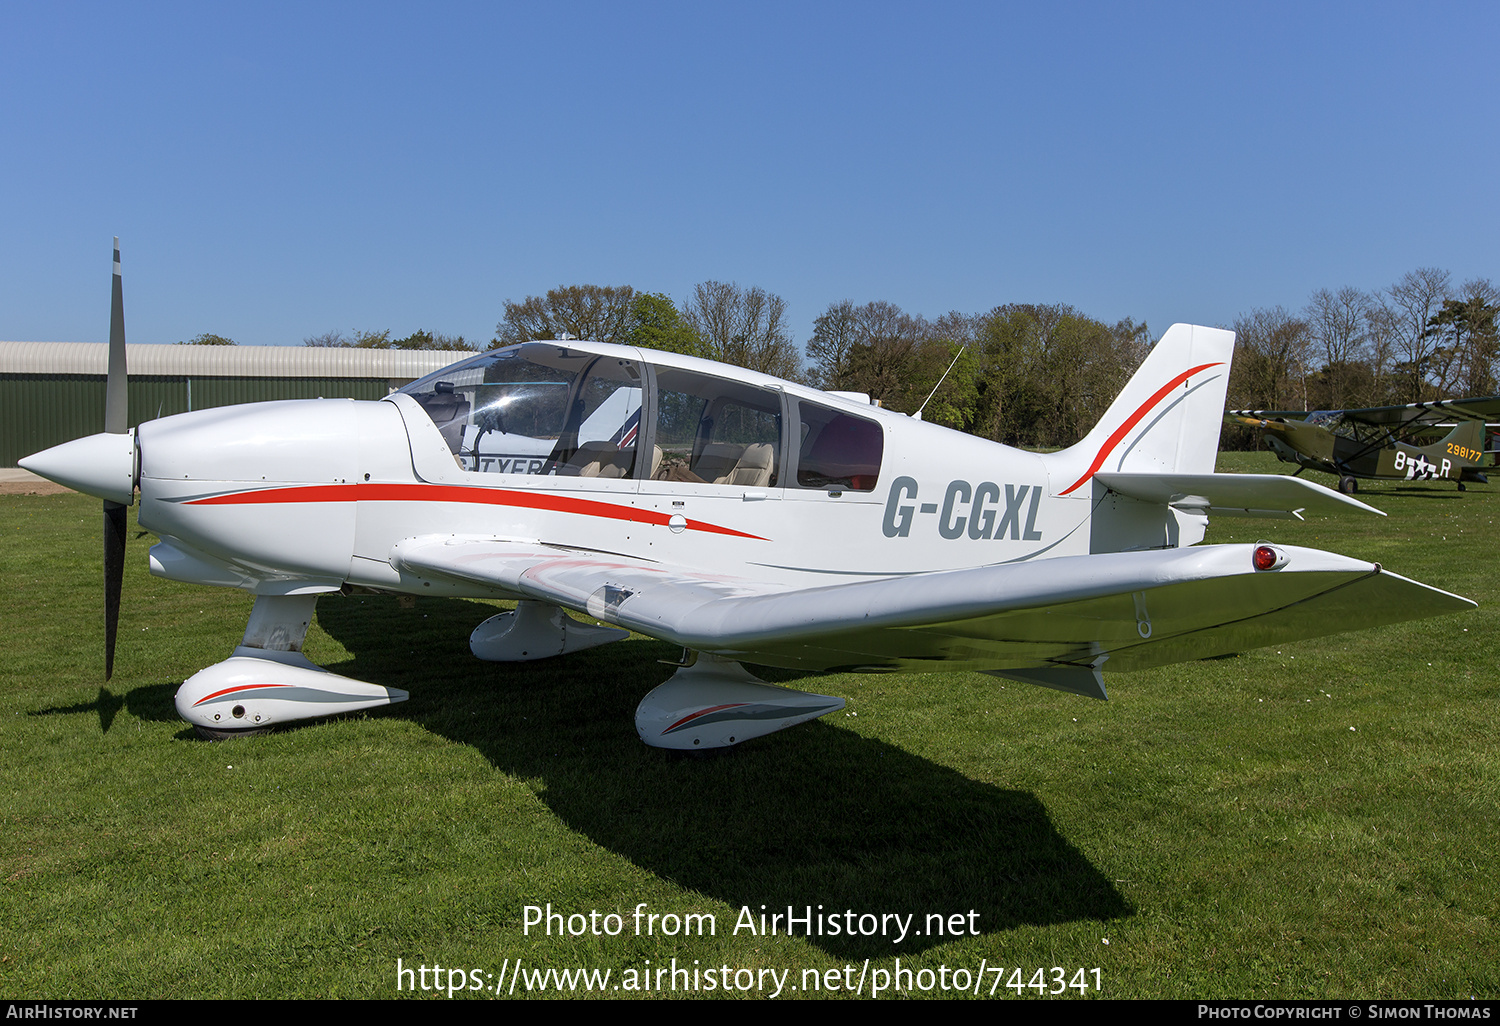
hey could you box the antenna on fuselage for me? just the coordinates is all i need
[912,344,966,422]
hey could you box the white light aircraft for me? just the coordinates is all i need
[22,245,1475,748]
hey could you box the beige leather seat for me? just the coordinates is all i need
[690,442,745,484]
[727,443,774,487]
[564,441,634,478]
[687,442,775,486]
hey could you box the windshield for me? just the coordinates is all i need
[398,344,644,477]
[1305,410,1344,430]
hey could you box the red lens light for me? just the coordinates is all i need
[1253,545,1278,571]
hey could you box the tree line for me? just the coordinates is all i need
[303,328,477,351]
[489,283,802,380]
[1229,269,1499,414]
[485,281,1152,448]
[269,267,1497,451]
[485,272,1500,449]
[181,328,479,350]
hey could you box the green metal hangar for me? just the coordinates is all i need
[0,342,468,467]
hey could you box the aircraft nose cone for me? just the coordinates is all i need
[19,431,137,505]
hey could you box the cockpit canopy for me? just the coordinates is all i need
[1304,410,1391,445]
[397,343,885,491]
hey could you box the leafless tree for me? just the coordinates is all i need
[1305,286,1370,408]
[493,285,636,347]
[303,329,392,348]
[1461,277,1500,307]
[806,300,858,390]
[680,281,801,379]
[1229,307,1313,411]
[1387,267,1452,401]
[1363,298,1400,404]
[843,301,930,406]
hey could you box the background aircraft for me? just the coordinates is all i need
[1229,397,1500,494]
[19,245,1476,750]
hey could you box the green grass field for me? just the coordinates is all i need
[1,452,1495,999]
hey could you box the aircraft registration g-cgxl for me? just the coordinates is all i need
[1229,398,1500,494]
[21,244,1476,749]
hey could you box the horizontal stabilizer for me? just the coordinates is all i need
[1094,472,1385,519]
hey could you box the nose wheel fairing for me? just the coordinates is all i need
[176,652,409,736]
[174,594,408,737]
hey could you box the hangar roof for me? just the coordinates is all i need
[0,341,469,379]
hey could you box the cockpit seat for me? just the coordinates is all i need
[565,441,634,479]
[726,443,774,487]
[691,442,745,484]
[688,442,775,487]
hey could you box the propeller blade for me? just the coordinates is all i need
[103,237,129,679]
[106,237,127,434]
[104,501,126,679]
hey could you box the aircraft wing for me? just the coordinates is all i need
[1335,396,1500,429]
[391,536,1472,696]
[1230,399,1500,426]
[1226,409,1310,423]
[1230,397,1500,433]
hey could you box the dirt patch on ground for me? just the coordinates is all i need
[0,481,73,495]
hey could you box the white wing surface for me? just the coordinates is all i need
[391,536,1473,690]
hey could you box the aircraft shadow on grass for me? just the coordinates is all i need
[310,592,1131,958]
[31,682,178,734]
[1378,487,1468,502]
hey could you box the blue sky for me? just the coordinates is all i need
[2,1,1495,352]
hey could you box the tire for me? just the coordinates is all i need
[194,724,272,741]
[1338,476,1358,495]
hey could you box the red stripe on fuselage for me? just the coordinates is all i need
[1059,362,1224,495]
[182,482,768,541]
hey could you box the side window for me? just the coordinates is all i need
[652,368,781,487]
[796,401,883,491]
[560,360,643,479]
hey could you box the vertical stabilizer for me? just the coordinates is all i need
[1430,419,1484,463]
[1047,324,1234,496]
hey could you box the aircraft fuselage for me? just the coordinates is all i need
[137,343,1096,601]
